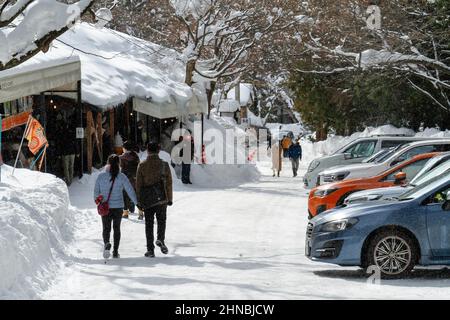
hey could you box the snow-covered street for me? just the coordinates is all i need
[39,158,450,300]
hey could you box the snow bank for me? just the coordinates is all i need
[0,165,74,298]
[162,150,260,189]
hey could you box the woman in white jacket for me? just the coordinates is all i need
[271,142,282,177]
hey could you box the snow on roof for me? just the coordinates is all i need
[10,22,198,110]
[227,83,254,107]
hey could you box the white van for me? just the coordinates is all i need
[303,136,431,189]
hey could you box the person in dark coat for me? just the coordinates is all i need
[136,142,173,258]
[179,132,194,184]
[120,141,141,219]
[288,140,302,177]
[59,118,78,186]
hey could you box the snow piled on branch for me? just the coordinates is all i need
[0,165,76,298]
[170,0,210,18]
[0,0,92,67]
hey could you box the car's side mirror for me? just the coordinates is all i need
[344,153,353,160]
[394,172,407,185]
[443,192,450,211]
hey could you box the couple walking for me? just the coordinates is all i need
[272,139,302,177]
[94,142,173,259]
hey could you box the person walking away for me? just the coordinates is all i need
[179,133,194,184]
[281,135,292,158]
[136,142,173,258]
[94,154,138,259]
[271,142,282,177]
[60,120,78,186]
[288,140,302,177]
[120,141,141,219]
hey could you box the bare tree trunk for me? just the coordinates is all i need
[185,60,196,86]
[206,81,216,119]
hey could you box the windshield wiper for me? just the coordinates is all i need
[398,197,414,201]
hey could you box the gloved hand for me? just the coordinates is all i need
[167,201,173,206]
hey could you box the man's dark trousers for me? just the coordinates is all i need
[144,205,167,251]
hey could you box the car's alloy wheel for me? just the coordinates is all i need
[374,236,411,276]
[365,230,417,279]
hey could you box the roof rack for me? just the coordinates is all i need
[368,134,413,137]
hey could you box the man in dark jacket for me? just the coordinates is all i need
[58,119,78,186]
[288,140,302,177]
[136,142,173,258]
[179,132,194,184]
[120,141,140,219]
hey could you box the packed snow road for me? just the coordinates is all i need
[41,159,450,300]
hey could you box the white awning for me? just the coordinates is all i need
[0,57,81,103]
[133,94,208,119]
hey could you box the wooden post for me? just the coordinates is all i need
[146,115,149,146]
[77,81,84,177]
[86,111,93,174]
[0,113,2,182]
[109,109,115,150]
[124,102,130,139]
[96,112,103,164]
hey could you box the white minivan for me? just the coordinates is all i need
[303,136,428,189]
[318,139,450,185]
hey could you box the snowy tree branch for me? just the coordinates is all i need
[0,0,94,71]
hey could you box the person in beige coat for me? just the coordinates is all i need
[271,142,282,177]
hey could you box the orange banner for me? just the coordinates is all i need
[1,111,32,132]
[25,117,48,155]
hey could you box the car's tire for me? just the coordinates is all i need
[364,229,418,279]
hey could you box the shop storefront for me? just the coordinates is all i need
[132,95,207,152]
[0,57,83,178]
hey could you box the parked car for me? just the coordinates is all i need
[345,152,450,205]
[305,174,450,278]
[308,153,439,218]
[303,136,427,189]
[319,139,450,185]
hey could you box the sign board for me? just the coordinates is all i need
[76,127,85,139]
[1,111,31,132]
